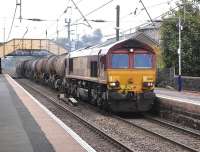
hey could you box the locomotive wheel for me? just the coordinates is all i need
[97,97,110,113]
[97,97,102,108]
[71,84,77,97]
[102,91,110,112]
[101,98,110,112]
[76,88,80,98]
[90,89,97,105]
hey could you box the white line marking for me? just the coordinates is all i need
[6,75,96,152]
[156,94,200,106]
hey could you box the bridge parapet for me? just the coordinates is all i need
[0,39,68,57]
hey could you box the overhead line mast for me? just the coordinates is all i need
[18,0,22,23]
[116,5,120,41]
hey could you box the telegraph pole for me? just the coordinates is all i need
[178,15,182,91]
[116,5,120,41]
[56,19,60,54]
[67,18,71,51]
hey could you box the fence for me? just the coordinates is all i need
[156,68,200,91]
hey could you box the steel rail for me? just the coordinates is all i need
[115,116,199,152]
[19,80,134,152]
[144,115,200,137]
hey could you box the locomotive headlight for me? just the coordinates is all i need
[109,81,120,88]
[110,82,117,87]
[129,48,134,52]
[143,82,154,87]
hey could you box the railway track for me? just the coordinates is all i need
[18,79,200,152]
[144,115,200,137]
[18,80,134,152]
[116,116,200,152]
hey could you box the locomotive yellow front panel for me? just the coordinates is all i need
[107,69,156,93]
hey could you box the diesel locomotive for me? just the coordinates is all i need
[16,38,157,112]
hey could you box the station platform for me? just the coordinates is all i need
[155,88,200,114]
[0,74,95,152]
[155,88,200,104]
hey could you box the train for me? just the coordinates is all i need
[16,37,157,113]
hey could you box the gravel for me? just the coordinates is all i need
[18,79,121,152]
[18,78,195,152]
[127,118,200,151]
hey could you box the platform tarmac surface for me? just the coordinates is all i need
[155,88,200,105]
[155,88,200,102]
[0,74,95,152]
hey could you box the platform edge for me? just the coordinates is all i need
[5,75,96,152]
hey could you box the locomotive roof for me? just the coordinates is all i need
[69,37,154,58]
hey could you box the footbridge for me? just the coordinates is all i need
[0,38,68,74]
[0,38,68,58]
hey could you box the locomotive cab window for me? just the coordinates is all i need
[90,61,98,77]
[111,54,128,68]
[134,53,153,68]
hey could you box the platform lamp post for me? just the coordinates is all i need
[178,15,182,91]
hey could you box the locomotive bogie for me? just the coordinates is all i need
[107,90,155,112]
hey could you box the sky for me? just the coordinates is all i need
[0,0,179,42]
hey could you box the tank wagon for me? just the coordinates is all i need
[24,59,36,78]
[17,38,157,113]
[16,61,26,77]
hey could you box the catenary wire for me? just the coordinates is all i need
[7,5,18,41]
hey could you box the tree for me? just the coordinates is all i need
[161,0,200,76]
